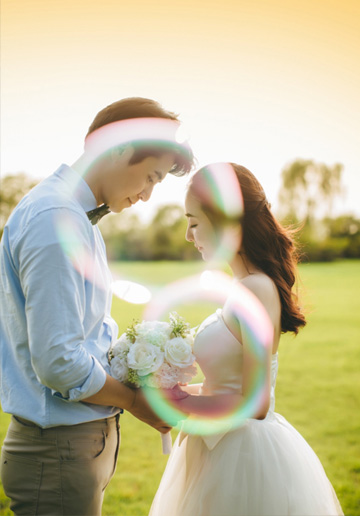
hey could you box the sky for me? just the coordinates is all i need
[1,0,359,220]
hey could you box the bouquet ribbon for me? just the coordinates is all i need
[161,432,173,454]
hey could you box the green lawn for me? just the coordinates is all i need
[1,260,360,515]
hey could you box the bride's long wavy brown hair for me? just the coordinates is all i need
[232,164,306,334]
[190,163,306,334]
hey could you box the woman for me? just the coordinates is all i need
[149,163,343,516]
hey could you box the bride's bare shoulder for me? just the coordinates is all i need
[241,272,277,298]
[240,272,281,319]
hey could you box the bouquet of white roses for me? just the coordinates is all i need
[109,312,197,453]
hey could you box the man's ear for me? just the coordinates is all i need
[110,144,134,163]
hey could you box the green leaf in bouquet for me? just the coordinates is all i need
[169,311,191,338]
[127,368,141,387]
[126,319,140,343]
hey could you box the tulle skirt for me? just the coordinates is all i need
[149,413,343,516]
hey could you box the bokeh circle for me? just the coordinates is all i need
[142,270,273,435]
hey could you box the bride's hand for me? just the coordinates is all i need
[162,384,190,401]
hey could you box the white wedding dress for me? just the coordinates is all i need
[149,309,343,516]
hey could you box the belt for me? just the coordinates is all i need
[13,414,120,430]
[14,416,39,427]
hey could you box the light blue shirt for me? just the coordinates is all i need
[0,164,120,427]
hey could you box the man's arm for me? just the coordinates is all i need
[82,374,172,434]
[18,208,173,432]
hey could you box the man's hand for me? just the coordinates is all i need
[127,389,172,434]
[82,374,186,432]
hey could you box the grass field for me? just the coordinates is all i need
[1,260,360,515]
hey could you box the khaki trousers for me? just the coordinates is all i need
[0,414,120,516]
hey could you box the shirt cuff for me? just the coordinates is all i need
[51,356,107,402]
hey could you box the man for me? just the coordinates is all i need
[0,97,194,515]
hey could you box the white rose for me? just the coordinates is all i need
[153,362,181,389]
[111,334,131,358]
[136,321,171,350]
[164,337,195,368]
[127,342,164,376]
[136,320,170,336]
[177,364,198,385]
[142,374,161,388]
[110,356,129,382]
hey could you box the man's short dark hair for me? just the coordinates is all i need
[86,97,194,176]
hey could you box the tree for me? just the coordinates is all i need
[99,204,200,261]
[99,211,151,260]
[324,214,360,258]
[148,204,198,260]
[278,159,344,224]
[0,173,39,238]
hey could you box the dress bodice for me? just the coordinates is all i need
[194,309,278,414]
[152,311,344,516]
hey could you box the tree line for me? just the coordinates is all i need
[1,160,359,262]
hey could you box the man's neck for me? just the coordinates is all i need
[71,154,102,206]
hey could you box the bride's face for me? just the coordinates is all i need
[184,191,217,261]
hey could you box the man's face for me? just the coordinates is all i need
[102,150,176,213]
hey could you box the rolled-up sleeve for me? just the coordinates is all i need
[15,207,109,401]
[52,356,107,401]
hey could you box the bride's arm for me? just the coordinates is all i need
[170,278,278,419]
[172,390,270,420]
[179,383,202,395]
[171,276,277,419]
[170,392,245,417]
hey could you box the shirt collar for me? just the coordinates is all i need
[54,164,97,213]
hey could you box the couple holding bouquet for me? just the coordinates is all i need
[0,97,343,515]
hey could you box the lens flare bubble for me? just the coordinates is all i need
[55,213,109,291]
[200,270,217,289]
[189,163,244,264]
[142,270,273,435]
[112,280,151,304]
[191,163,243,220]
[84,117,191,163]
[175,124,190,144]
[55,213,153,304]
[54,117,192,289]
